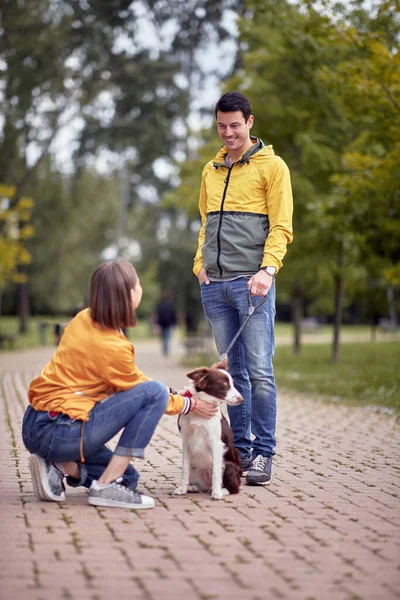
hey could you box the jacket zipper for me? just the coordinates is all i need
[216,165,234,276]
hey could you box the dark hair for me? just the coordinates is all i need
[215,91,253,122]
[90,260,138,329]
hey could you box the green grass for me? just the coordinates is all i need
[274,341,400,414]
[0,315,153,350]
[0,315,70,350]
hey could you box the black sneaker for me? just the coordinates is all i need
[29,454,66,501]
[246,455,272,486]
[239,455,254,473]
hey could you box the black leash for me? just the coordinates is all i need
[219,290,269,361]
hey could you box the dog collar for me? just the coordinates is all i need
[182,389,193,399]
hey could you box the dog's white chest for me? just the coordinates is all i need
[180,413,224,462]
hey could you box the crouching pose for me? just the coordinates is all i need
[22,260,215,510]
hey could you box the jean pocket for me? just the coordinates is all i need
[22,406,57,451]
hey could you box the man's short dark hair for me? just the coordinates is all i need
[215,91,253,122]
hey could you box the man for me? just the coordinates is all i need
[193,91,293,485]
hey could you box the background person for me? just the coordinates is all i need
[193,91,293,486]
[155,290,177,356]
[22,260,216,510]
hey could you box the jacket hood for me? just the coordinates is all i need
[213,136,275,166]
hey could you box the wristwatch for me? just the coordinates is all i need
[262,266,276,276]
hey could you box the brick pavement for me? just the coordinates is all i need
[0,342,399,600]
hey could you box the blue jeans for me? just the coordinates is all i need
[22,380,169,490]
[201,278,276,459]
[160,327,172,355]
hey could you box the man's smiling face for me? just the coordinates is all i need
[216,110,254,158]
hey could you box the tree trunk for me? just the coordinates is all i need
[17,277,29,334]
[387,285,398,329]
[292,279,303,355]
[332,239,345,364]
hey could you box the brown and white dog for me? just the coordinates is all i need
[174,357,243,500]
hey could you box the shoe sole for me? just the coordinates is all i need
[88,496,155,509]
[245,478,272,486]
[29,455,66,502]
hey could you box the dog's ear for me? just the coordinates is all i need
[213,356,228,371]
[186,367,208,382]
[186,367,210,391]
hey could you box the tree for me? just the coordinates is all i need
[166,0,400,360]
[221,0,354,357]
[318,0,400,333]
[0,184,33,316]
[0,0,242,325]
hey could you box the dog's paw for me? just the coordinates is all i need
[173,486,188,496]
[222,488,230,497]
[187,484,200,493]
[211,489,224,500]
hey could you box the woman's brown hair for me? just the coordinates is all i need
[90,261,138,329]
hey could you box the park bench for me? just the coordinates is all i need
[301,317,322,332]
[379,318,397,332]
[182,335,216,362]
[38,321,64,345]
[0,333,17,349]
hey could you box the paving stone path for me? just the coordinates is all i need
[0,343,399,600]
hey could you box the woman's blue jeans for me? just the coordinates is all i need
[201,278,276,459]
[22,380,169,490]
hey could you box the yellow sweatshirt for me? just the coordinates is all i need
[28,309,185,421]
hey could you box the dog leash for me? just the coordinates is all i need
[219,290,269,362]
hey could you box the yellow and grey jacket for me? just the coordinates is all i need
[193,137,293,278]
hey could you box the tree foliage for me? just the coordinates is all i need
[0,0,241,325]
[166,0,400,355]
[0,184,33,288]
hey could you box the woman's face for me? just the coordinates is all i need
[130,277,143,309]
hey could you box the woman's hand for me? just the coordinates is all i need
[192,397,218,419]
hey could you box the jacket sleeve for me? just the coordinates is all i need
[103,341,184,414]
[261,157,294,272]
[165,393,186,415]
[193,166,209,277]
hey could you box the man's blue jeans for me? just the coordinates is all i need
[160,326,172,356]
[22,380,169,490]
[201,278,276,459]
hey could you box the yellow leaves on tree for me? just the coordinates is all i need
[0,184,34,288]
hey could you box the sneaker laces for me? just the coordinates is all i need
[251,455,269,471]
[113,478,143,499]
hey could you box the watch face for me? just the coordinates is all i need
[266,267,276,275]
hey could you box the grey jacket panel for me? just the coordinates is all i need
[203,212,270,279]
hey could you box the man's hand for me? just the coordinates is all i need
[198,268,210,285]
[247,270,274,297]
[192,398,218,418]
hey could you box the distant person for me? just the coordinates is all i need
[193,91,293,486]
[71,302,86,319]
[155,290,177,356]
[22,261,216,510]
[53,323,62,345]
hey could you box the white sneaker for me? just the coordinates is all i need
[29,454,66,501]
[88,478,155,509]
